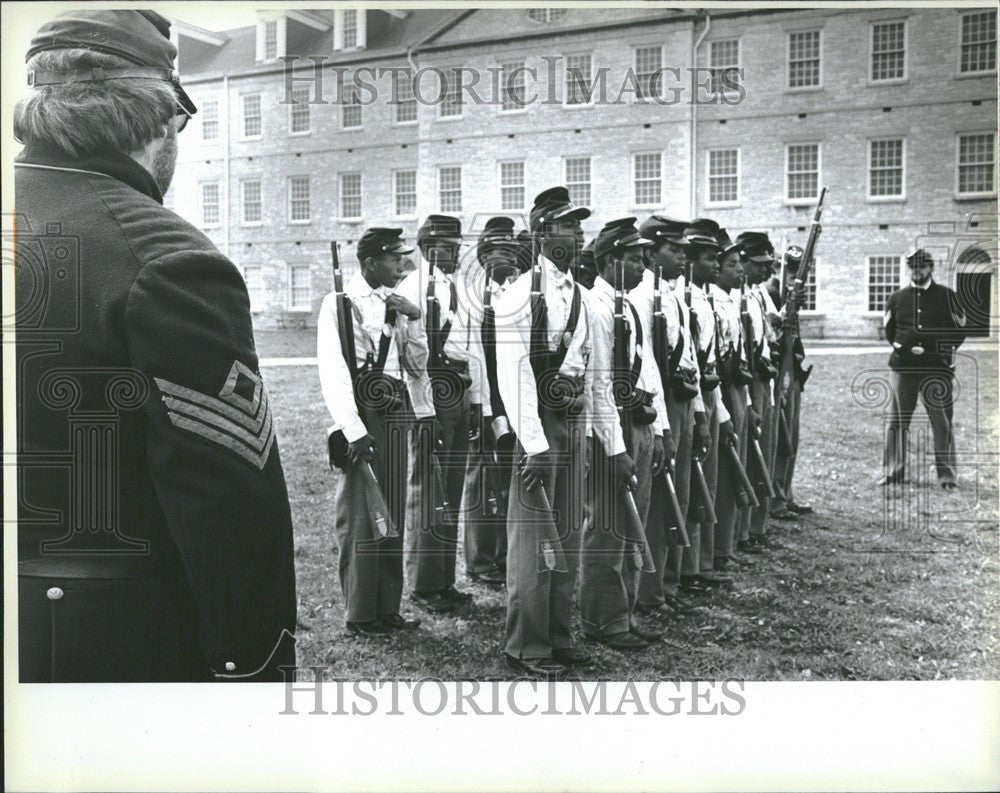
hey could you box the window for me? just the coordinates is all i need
[200,182,220,226]
[787,30,821,89]
[799,263,818,311]
[633,152,662,206]
[394,69,417,123]
[960,11,996,74]
[343,9,357,49]
[439,69,463,118]
[263,20,278,60]
[393,170,417,217]
[342,84,362,129]
[868,138,905,199]
[528,9,566,24]
[708,39,740,96]
[785,143,820,202]
[956,132,996,196]
[867,255,903,312]
[439,166,462,212]
[288,265,312,311]
[565,156,591,206]
[340,173,362,220]
[244,266,263,312]
[288,176,310,222]
[870,20,906,82]
[635,45,663,100]
[289,87,310,134]
[242,93,262,138]
[707,148,740,205]
[499,161,525,210]
[201,99,219,141]
[500,60,526,112]
[241,179,262,224]
[565,53,594,106]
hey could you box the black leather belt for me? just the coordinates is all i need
[538,372,586,415]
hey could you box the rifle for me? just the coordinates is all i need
[612,257,635,410]
[328,242,397,539]
[661,469,691,547]
[723,437,759,508]
[528,234,548,383]
[690,457,718,525]
[748,429,776,499]
[425,248,443,372]
[519,457,569,574]
[622,478,657,573]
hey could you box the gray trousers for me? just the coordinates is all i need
[462,428,509,575]
[882,370,957,485]
[715,382,749,561]
[334,396,410,623]
[406,389,471,594]
[687,391,721,575]
[504,405,587,661]
[656,397,697,600]
[772,381,801,510]
[580,420,653,638]
[749,375,775,538]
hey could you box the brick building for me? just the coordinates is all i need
[169,6,998,337]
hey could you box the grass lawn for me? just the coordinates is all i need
[260,336,999,680]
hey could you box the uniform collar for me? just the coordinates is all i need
[910,278,933,291]
[710,283,733,301]
[16,140,163,203]
[422,256,454,281]
[592,275,615,301]
[347,271,392,299]
[542,255,574,287]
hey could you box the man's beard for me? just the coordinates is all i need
[152,128,178,196]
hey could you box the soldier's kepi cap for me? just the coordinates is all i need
[25,10,197,116]
[477,216,517,263]
[639,215,689,244]
[593,217,653,261]
[417,214,462,246]
[357,228,414,261]
[683,219,723,251]
[530,186,591,232]
[906,248,934,267]
[736,231,775,262]
[715,227,742,256]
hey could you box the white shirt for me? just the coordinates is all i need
[710,284,753,408]
[317,273,431,443]
[495,256,593,456]
[589,276,639,457]
[473,266,516,418]
[669,278,706,413]
[628,268,671,434]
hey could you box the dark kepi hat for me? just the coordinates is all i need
[26,10,197,115]
[477,216,517,263]
[593,217,653,262]
[357,227,414,261]
[417,214,462,246]
[736,231,774,262]
[683,218,723,251]
[715,227,741,255]
[906,248,934,267]
[530,186,591,232]
[639,214,689,244]
[514,229,534,273]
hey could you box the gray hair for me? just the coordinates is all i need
[14,48,178,157]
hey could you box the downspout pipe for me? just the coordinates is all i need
[691,12,710,220]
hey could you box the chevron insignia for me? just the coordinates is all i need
[155,361,275,470]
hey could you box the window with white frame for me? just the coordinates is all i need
[241,179,262,224]
[635,45,663,100]
[707,148,740,205]
[960,10,996,74]
[633,152,662,206]
[439,166,462,212]
[288,264,312,310]
[565,157,591,206]
[565,53,594,106]
[343,9,358,49]
[868,138,905,199]
[500,60,526,111]
[244,266,264,312]
[394,70,417,123]
[956,132,996,196]
[499,161,525,210]
[785,143,820,202]
[787,30,821,89]
[242,93,262,138]
[394,170,417,217]
[200,182,220,226]
[528,9,566,24]
[799,262,818,311]
[201,99,219,141]
[288,176,310,222]
[708,39,740,96]
[262,20,278,60]
[870,20,906,82]
[439,68,463,118]
[867,254,903,311]
[340,173,362,220]
[342,84,362,129]
[289,87,310,134]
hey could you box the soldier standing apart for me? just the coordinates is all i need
[396,215,481,614]
[681,221,738,591]
[582,218,665,650]
[15,10,295,681]
[462,217,521,586]
[880,249,967,490]
[496,186,594,678]
[318,229,424,635]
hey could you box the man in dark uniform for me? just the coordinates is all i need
[14,10,296,681]
[880,249,967,490]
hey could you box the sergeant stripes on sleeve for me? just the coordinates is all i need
[154,360,276,470]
